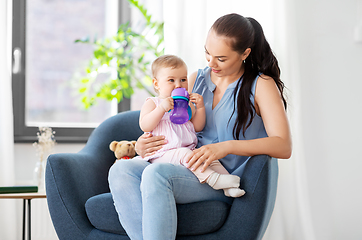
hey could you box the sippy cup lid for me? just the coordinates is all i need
[171,88,189,101]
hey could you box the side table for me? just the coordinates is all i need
[0,192,47,240]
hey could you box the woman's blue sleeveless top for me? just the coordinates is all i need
[192,67,268,174]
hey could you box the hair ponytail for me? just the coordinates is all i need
[246,17,285,100]
[212,14,287,140]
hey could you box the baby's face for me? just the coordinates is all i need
[153,66,188,98]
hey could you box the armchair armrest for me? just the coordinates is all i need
[46,152,112,239]
[228,155,278,240]
[224,155,278,240]
[46,110,143,239]
[180,155,278,240]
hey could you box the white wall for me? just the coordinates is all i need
[14,143,85,184]
[294,0,362,239]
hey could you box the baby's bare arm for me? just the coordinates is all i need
[139,99,166,132]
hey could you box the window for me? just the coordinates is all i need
[12,0,130,142]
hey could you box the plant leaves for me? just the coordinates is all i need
[75,0,164,109]
[75,36,90,43]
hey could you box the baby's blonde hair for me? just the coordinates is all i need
[151,55,187,79]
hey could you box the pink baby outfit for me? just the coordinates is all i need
[140,97,197,161]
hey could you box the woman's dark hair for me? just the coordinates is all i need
[211,13,287,140]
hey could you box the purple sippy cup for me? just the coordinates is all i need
[170,88,192,124]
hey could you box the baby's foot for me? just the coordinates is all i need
[224,188,246,198]
[206,172,240,190]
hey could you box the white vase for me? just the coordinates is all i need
[33,159,46,192]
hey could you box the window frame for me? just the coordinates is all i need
[12,0,130,143]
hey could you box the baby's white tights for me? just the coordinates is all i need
[206,172,246,198]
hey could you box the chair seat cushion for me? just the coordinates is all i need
[85,193,231,236]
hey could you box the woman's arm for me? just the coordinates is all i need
[246,74,292,158]
[135,132,166,158]
[188,71,198,91]
[186,75,292,172]
[188,71,206,131]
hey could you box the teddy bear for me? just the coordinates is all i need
[109,140,137,161]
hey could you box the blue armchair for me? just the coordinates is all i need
[46,110,278,239]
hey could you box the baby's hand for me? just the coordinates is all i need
[189,93,205,109]
[160,97,174,112]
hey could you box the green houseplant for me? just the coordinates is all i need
[75,0,164,109]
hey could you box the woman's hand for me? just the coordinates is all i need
[135,133,166,158]
[186,142,229,172]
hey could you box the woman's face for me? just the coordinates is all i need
[204,29,245,78]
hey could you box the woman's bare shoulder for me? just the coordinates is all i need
[254,74,284,114]
[255,74,280,95]
[188,71,198,92]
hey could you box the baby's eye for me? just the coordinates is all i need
[181,79,187,82]
[168,79,174,82]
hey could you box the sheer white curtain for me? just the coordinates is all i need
[163,0,315,239]
[0,0,17,239]
[262,0,316,239]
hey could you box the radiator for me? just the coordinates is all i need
[14,198,58,240]
[31,198,58,240]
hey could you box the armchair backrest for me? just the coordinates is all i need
[81,110,143,163]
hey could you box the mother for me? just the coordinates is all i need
[108,13,292,240]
